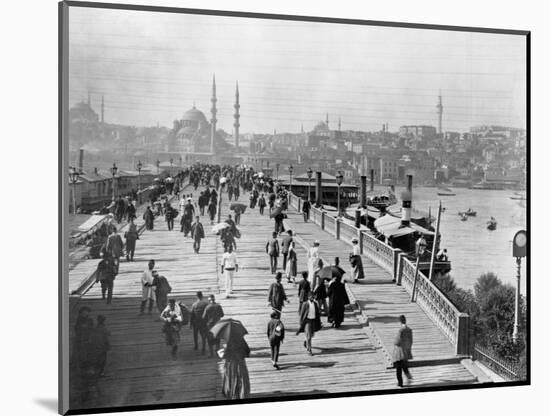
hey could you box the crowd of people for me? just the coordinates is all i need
[74,162,416,403]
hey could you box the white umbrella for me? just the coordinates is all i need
[211,222,230,234]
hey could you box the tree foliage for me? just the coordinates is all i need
[433,271,526,376]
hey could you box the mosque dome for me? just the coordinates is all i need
[182,106,208,124]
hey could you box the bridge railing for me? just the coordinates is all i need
[398,256,469,355]
[287,191,470,356]
[360,230,398,276]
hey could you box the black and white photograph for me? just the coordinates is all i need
[59,1,529,414]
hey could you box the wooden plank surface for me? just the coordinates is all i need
[68,188,478,411]
[282,208,460,364]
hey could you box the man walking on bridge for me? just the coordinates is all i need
[191,216,205,254]
[190,291,208,354]
[393,314,413,387]
[140,260,156,315]
[268,272,288,313]
[221,247,238,298]
[105,227,124,274]
[203,295,225,358]
[266,232,280,274]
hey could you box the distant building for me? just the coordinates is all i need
[399,125,437,140]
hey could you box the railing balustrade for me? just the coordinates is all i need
[285,191,469,356]
[473,344,523,381]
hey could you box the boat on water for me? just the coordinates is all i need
[460,213,468,221]
[470,181,505,190]
[458,208,477,217]
[437,186,456,196]
[372,214,451,275]
[487,217,497,231]
[510,192,526,200]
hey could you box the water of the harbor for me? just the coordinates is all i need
[390,186,528,293]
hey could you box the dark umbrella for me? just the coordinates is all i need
[230,202,247,213]
[209,318,248,342]
[318,265,346,280]
[270,205,284,218]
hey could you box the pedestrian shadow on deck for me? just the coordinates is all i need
[315,346,372,355]
[367,315,401,324]
[251,389,330,398]
[277,361,337,370]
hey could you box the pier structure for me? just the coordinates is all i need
[67,180,484,409]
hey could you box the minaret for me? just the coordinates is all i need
[233,81,240,149]
[437,92,443,134]
[210,74,217,154]
[338,117,341,131]
[101,95,104,124]
[301,123,304,133]
[326,113,329,129]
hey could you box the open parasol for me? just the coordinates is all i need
[270,205,284,218]
[211,222,230,234]
[230,202,247,213]
[318,265,346,280]
[209,318,248,342]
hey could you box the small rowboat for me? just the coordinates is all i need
[487,219,497,231]
[458,209,477,217]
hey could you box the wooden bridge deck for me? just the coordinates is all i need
[282,208,461,365]
[68,188,478,411]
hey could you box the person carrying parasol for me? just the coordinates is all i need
[160,299,183,359]
[209,317,250,399]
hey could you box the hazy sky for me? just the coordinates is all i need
[68,6,527,134]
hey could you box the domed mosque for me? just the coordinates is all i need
[169,75,239,155]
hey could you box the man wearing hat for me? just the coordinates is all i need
[181,198,195,236]
[190,291,209,353]
[105,227,124,274]
[267,310,285,369]
[140,260,156,315]
[160,298,183,358]
[349,238,365,282]
[203,295,225,358]
[153,270,172,313]
[191,215,205,254]
[96,252,117,304]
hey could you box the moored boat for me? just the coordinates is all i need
[437,186,456,196]
[458,208,477,217]
[487,217,497,230]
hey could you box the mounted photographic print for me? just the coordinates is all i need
[59,1,530,414]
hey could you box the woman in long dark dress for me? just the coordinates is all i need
[285,242,298,283]
[143,206,155,230]
[327,275,351,328]
[222,335,251,399]
[124,218,139,261]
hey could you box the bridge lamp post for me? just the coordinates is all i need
[512,230,527,343]
[170,158,174,177]
[136,160,142,204]
[307,167,313,202]
[276,163,280,181]
[68,166,80,215]
[336,171,344,217]
[156,159,160,175]
[136,160,142,192]
[110,162,118,202]
[288,165,294,194]
[217,176,227,223]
